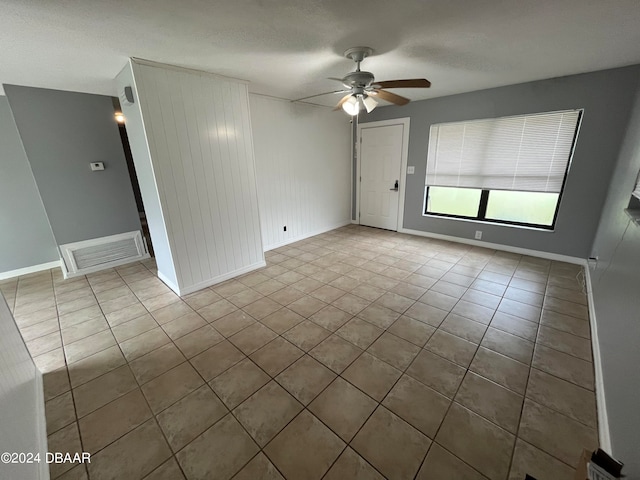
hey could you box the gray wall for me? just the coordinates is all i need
[361,65,640,258]
[589,82,640,478]
[4,85,140,245]
[0,96,58,273]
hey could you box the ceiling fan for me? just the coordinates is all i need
[293,46,431,115]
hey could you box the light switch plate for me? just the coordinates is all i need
[407,166,415,174]
[90,162,105,171]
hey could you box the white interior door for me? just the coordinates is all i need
[359,124,404,230]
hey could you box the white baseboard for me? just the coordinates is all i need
[163,260,268,296]
[583,265,612,453]
[398,227,587,265]
[0,260,61,281]
[264,220,351,252]
[157,270,181,295]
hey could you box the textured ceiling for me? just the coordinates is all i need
[1,0,640,106]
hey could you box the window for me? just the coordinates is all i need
[632,171,640,201]
[424,110,581,228]
[626,170,640,225]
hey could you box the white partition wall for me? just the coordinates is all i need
[0,294,48,480]
[249,95,351,250]
[116,62,178,291]
[116,60,264,295]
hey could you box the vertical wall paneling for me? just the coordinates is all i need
[130,60,264,295]
[180,73,218,278]
[115,62,178,290]
[249,95,351,250]
[155,69,199,286]
[196,74,232,274]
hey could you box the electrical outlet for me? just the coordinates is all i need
[475,230,482,240]
[283,226,287,232]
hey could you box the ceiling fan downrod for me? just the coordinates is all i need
[344,47,373,72]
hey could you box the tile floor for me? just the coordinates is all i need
[0,225,599,480]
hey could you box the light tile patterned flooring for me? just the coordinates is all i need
[0,225,599,480]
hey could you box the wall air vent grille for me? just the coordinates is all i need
[60,231,148,277]
[72,238,139,270]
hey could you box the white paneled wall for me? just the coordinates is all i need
[116,62,178,290]
[130,60,264,295]
[0,294,48,480]
[250,95,351,250]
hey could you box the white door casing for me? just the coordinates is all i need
[357,118,410,231]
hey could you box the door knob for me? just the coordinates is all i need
[390,180,399,191]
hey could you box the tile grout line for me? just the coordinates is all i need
[503,257,543,480]
[69,268,115,480]
[14,227,597,479]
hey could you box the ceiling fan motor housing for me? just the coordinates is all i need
[342,71,375,90]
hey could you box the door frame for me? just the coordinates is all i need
[356,117,411,231]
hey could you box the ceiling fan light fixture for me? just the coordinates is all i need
[312,46,431,113]
[342,95,360,116]
[363,95,378,113]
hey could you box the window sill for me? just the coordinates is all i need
[624,208,640,226]
[422,213,556,232]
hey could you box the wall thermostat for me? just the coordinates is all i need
[90,162,105,171]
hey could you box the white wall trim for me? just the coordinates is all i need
[356,117,411,231]
[131,57,249,85]
[350,118,355,223]
[399,227,587,265]
[583,265,612,453]
[0,260,61,281]
[264,220,351,252]
[157,270,182,296]
[174,261,267,296]
[244,89,268,269]
[125,59,179,289]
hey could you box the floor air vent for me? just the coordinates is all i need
[60,231,148,277]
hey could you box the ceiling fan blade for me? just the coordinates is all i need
[333,94,353,111]
[292,90,349,103]
[375,79,431,89]
[372,89,410,106]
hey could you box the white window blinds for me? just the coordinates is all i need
[425,110,581,193]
